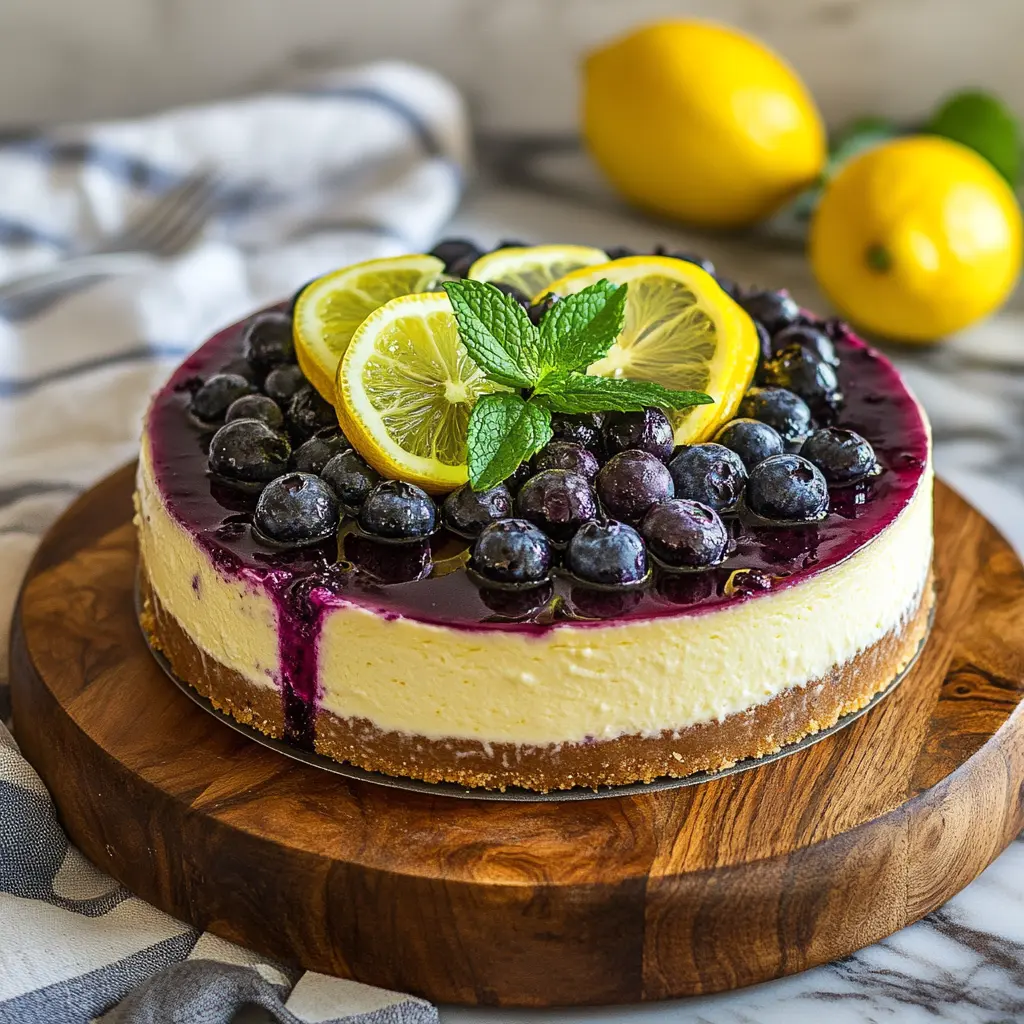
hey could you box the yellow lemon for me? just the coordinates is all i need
[810,136,1022,343]
[467,244,609,297]
[582,20,826,228]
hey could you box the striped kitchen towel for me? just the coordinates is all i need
[0,60,467,1024]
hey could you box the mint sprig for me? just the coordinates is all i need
[443,278,714,490]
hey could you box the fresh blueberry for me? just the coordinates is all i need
[641,499,729,569]
[189,373,254,424]
[288,387,337,440]
[754,320,772,364]
[288,278,317,315]
[243,312,295,372]
[253,472,338,547]
[208,419,291,488]
[225,394,284,430]
[601,408,675,461]
[566,520,648,586]
[321,450,381,508]
[442,484,513,536]
[596,450,675,524]
[737,387,814,445]
[740,289,802,334]
[713,418,784,472]
[656,247,716,276]
[495,237,530,249]
[491,281,531,308]
[550,412,603,452]
[772,324,839,367]
[604,245,636,260]
[531,440,600,481]
[515,469,598,543]
[715,275,743,301]
[801,427,877,484]
[264,365,308,406]
[470,519,553,585]
[668,444,747,513]
[746,454,829,522]
[291,427,352,474]
[757,343,843,416]
[505,461,534,494]
[359,480,437,539]
[527,293,559,326]
[220,355,260,384]
[430,238,483,277]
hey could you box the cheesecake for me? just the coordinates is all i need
[136,246,933,791]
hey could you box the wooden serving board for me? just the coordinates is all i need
[10,465,1024,1007]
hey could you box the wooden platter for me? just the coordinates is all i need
[10,465,1024,1006]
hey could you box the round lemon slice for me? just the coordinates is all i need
[467,244,609,298]
[337,292,506,493]
[540,256,759,444]
[293,254,444,402]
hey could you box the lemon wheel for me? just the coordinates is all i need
[467,244,609,298]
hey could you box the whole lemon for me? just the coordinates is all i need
[810,136,1022,343]
[582,20,826,229]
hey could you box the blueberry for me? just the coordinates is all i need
[757,343,843,416]
[288,387,337,440]
[220,355,260,384]
[566,520,648,586]
[442,484,513,536]
[740,289,801,334]
[492,281,531,308]
[470,519,553,585]
[430,238,483,276]
[288,278,317,315]
[596,450,674,524]
[754,320,772,364]
[668,444,747,513]
[527,293,559,326]
[243,312,295,372]
[321,450,381,508]
[531,440,600,481]
[641,499,729,569]
[801,427,877,484]
[264,365,308,406]
[772,324,839,367]
[505,461,534,494]
[208,419,291,487]
[291,427,352,474]
[550,412,603,452]
[601,408,675,461]
[713,418,785,472]
[655,247,716,276]
[253,472,338,547]
[189,373,254,424]
[515,469,598,543]
[746,454,829,522]
[359,480,437,539]
[604,245,636,260]
[225,394,284,430]
[737,387,814,445]
[715,275,743,301]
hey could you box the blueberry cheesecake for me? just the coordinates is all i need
[136,243,933,791]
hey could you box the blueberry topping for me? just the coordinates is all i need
[746,454,829,522]
[358,480,437,539]
[253,472,339,547]
[208,419,291,487]
[531,440,600,481]
[264,365,308,406]
[287,387,337,440]
[604,245,636,260]
[470,519,553,585]
[641,499,729,568]
[656,247,716,276]
[527,293,559,326]
[478,580,554,618]
[491,281,531,308]
[601,407,675,461]
[668,443,747,513]
[566,520,648,586]
[430,238,483,276]
[291,427,352,475]
[515,469,598,543]
[442,484,514,536]
[740,289,802,334]
[737,387,814,445]
[772,324,839,367]
[321,450,381,508]
[596,450,675,524]
[550,412,603,452]
[758,343,843,415]
[243,312,295,372]
[713,418,785,472]
[189,373,254,424]
[800,427,877,484]
[225,394,284,429]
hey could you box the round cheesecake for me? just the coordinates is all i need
[136,287,933,792]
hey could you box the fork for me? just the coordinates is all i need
[0,171,221,315]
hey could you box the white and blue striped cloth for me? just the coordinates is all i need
[0,61,468,1024]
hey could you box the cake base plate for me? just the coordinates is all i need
[10,465,1024,1006]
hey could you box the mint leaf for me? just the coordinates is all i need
[535,373,713,414]
[444,279,540,388]
[539,280,627,372]
[466,393,552,490]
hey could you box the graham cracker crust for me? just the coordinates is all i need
[140,570,934,792]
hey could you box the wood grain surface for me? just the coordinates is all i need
[10,464,1024,1006]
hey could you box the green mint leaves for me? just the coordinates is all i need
[443,278,713,490]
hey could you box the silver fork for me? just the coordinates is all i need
[0,171,221,316]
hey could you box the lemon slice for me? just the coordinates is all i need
[467,244,609,298]
[540,256,759,444]
[337,292,506,493]
[293,254,444,402]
